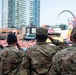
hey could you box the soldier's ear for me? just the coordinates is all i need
[70,35,72,42]
[35,35,37,40]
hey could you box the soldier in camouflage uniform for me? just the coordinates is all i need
[25,27,60,75]
[50,27,76,75]
[0,34,24,75]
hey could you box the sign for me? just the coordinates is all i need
[31,28,36,34]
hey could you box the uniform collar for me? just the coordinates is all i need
[37,42,48,45]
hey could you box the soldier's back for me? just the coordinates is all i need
[0,46,22,75]
[27,42,60,75]
[50,47,76,75]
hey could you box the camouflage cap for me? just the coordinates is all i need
[71,26,76,36]
[36,27,48,35]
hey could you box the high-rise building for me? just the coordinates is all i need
[15,0,26,27]
[25,0,40,27]
[2,0,40,28]
[2,0,16,28]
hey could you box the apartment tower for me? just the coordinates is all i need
[2,0,40,28]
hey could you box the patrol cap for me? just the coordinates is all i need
[36,27,48,35]
[71,26,76,36]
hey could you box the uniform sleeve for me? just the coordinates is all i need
[52,39,66,46]
[50,52,61,75]
[52,39,70,49]
[0,50,10,75]
[20,50,30,75]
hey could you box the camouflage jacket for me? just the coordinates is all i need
[50,44,76,75]
[0,46,23,75]
[25,42,60,75]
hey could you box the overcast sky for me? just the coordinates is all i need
[40,0,76,26]
[0,0,76,27]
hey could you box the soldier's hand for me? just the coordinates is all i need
[0,45,4,49]
[16,42,22,50]
[48,35,53,41]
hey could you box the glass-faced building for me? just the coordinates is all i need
[25,0,40,27]
[2,0,40,28]
[15,0,26,28]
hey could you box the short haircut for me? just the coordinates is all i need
[7,34,17,44]
[36,34,48,42]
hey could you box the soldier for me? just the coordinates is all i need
[50,27,76,75]
[0,34,23,75]
[25,27,60,75]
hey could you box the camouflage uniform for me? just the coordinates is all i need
[20,50,28,75]
[50,27,76,75]
[26,42,60,75]
[0,46,24,75]
[25,27,60,75]
[50,45,76,75]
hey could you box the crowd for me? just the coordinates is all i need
[0,39,36,49]
[0,26,76,75]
